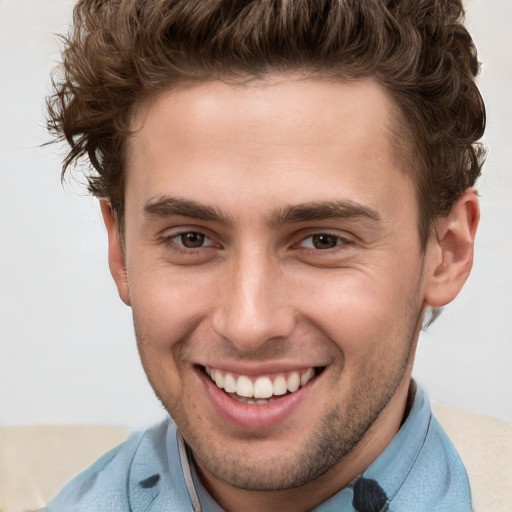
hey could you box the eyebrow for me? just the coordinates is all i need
[144,196,232,224]
[269,200,381,225]
[143,196,381,226]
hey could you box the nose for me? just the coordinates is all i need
[212,248,296,352]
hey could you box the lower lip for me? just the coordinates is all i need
[198,368,316,430]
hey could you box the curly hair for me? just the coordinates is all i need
[47,0,486,246]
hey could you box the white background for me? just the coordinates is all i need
[1,0,510,429]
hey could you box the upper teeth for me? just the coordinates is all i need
[205,367,315,399]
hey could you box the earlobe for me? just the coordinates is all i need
[424,190,480,307]
[99,200,131,306]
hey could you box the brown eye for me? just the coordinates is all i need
[311,234,340,250]
[180,232,205,248]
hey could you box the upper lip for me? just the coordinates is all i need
[196,362,326,376]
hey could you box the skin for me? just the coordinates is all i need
[102,76,479,512]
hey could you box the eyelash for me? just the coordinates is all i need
[160,229,351,255]
[298,232,350,252]
[161,231,217,252]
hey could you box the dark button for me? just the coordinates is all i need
[352,477,388,512]
[139,473,161,489]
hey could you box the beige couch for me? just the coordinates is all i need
[1,404,511,512]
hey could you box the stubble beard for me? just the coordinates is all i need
[144,328,419,492]
[189,350,416,492]
[137,293,423,492]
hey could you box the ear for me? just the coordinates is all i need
[424,190,480,307]
[100,200,131,306]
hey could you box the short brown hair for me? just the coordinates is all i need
[48,0,486,246]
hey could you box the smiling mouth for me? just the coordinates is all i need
[202,366,322,405]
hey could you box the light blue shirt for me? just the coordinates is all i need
[45,386,472,511]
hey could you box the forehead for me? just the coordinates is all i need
[131,76,396,157]
[125,77,415,223]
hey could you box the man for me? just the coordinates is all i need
[45,0,486,510]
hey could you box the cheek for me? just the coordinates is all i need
[300,266,423,356]
[129,270,202,407]
[127,264,216,347]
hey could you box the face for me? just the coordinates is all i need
[111,77,438,495]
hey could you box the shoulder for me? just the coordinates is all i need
[386,415,472,511]
[383,388,472,511]
[45,420,172,512]
[391,400,512,512]
[432,401,512,512]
